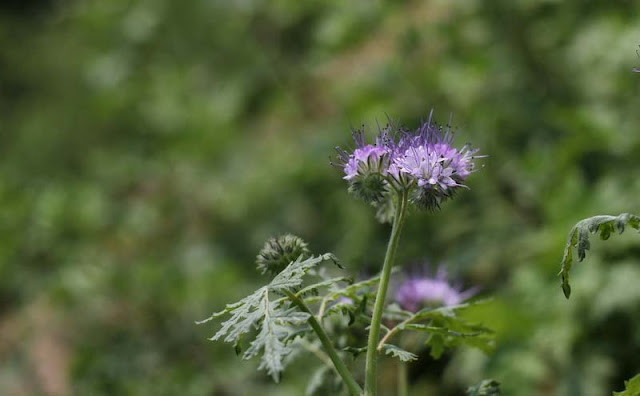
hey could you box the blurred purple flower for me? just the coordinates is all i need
[336,296,354,305]
[394,267,476,312]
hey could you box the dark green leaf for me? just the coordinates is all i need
[559,214,640,299]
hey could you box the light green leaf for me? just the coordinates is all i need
[382,344,418,362]
[613,373,640,396]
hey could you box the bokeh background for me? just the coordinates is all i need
[2,0,640,395]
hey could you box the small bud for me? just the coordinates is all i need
[409,187,456,212]
[256,234,310,276]
[348,172,387,203]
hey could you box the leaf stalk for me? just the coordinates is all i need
[284,290,363,396]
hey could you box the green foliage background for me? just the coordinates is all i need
[1,0,640,395]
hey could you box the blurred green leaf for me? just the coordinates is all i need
[466,379,501,396]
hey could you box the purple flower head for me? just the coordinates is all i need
[333,111,482,210]
[343,145,389,181]
[394,112,480,209]
[394,267,476,312]
[332,127,392,203]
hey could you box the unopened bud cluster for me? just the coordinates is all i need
[256,234,310,276]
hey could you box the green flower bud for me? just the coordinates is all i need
[348,172,387,204]
[256,234,310,276]
[410,187,456,212]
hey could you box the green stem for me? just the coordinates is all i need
[364,191,409,395]
[397,360,408,396]
[284,290,363,396]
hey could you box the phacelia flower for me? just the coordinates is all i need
[343,145,389,181]
[394,267,476,312]
[333,111,481,211]
[256,234,310,276]
[333,127,391,203]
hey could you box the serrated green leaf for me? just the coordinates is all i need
[400,323,483,338]
[559,214,640,299]
[325,274,382,302]
[320,273,390,322]
[386,300,494,358]
[324,301,355,317]
[613,373,640,396]
[296,276,353,298]
[199,253,339,381]
[382,344,418,362]
[270,253,340,293]
[577,227,590,261]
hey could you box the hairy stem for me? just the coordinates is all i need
[284,290,363,396]
[364,191,408,395]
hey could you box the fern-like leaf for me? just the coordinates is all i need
[559,213,640,299]
[198,253,339,381]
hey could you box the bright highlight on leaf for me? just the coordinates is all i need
[382,344,418,362]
